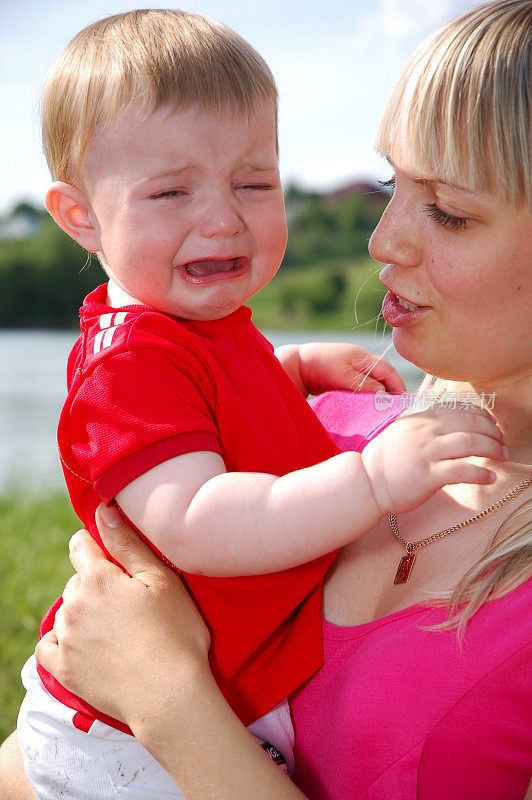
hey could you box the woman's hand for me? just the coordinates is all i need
[35,504,211,728]
[35,506,307,799]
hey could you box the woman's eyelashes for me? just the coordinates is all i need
[378,177,471,231]
[378,177,395,191]
[422,203,470,231]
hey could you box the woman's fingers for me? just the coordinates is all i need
[34,629,59,671]
[61,573,81,604]
[94,504,167,585]
[68,528,111,575]
[33,507,213,725]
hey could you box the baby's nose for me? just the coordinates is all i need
[199,195,245,238]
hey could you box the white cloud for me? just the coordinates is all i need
[378,0,456,39]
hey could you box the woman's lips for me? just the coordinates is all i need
[176,257,249,284]
[381,290,429,327]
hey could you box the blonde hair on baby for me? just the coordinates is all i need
[376,0,532,207]
[41,8,278,184]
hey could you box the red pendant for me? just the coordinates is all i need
[394,553,416,584]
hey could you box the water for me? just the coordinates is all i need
[0,328,421,494]
[0,330,77,494]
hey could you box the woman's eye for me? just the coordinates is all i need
[423,202,470,231]
[378,177,396,190]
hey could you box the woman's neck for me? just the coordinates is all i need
[448,378,532,466]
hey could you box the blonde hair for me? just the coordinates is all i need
[376,0,532,207]
[42,9,278,184]
[442,499,532,637]
[378,1,532,631]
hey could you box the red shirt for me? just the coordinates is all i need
[39,285,340,732]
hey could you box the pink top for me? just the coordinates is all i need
[293,391,532,800]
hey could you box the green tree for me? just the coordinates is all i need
[0,217,105,328]
[0,182,389,329]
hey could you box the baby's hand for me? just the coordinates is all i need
[361,406,507,515]
[276,342,405,396]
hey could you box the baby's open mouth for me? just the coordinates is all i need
[184,258,246,277]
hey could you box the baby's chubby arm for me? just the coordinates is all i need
[116,406,506,577]
[275,342,406,396]
[116,448,378,576]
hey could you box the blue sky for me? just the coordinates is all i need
[1,0,479,213]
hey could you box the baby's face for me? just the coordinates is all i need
[82,99,287,320]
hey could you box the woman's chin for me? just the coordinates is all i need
[391,329,462,381]
[390,328,425,368]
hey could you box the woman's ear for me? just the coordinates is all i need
[45,182,101,252]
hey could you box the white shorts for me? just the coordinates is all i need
[17,656,294,800]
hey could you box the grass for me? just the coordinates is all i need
[0,492,77,741]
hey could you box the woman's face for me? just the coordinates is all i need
[369,140,532,388]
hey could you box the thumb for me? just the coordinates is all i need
[95,504,168,582]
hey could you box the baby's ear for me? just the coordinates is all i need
[45,182,100,252]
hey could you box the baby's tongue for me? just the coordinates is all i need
[185,259,235,276]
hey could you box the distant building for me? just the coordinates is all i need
[323,180,389,207]
[0,203,45,240]
[284,179,389,227]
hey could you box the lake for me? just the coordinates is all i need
[0,328,422,494]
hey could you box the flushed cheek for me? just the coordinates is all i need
[427,255,481,310]
[126,225,178,265]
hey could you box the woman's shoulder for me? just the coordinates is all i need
[310,390,403,452]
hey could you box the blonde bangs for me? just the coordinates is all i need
[42,9,278,184]
[375,1,532,207]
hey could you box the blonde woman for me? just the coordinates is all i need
[1,1,531,798]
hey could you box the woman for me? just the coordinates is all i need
[2,1,531,797]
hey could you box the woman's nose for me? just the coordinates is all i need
[198,194,245,239]
[368,197,422,268]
